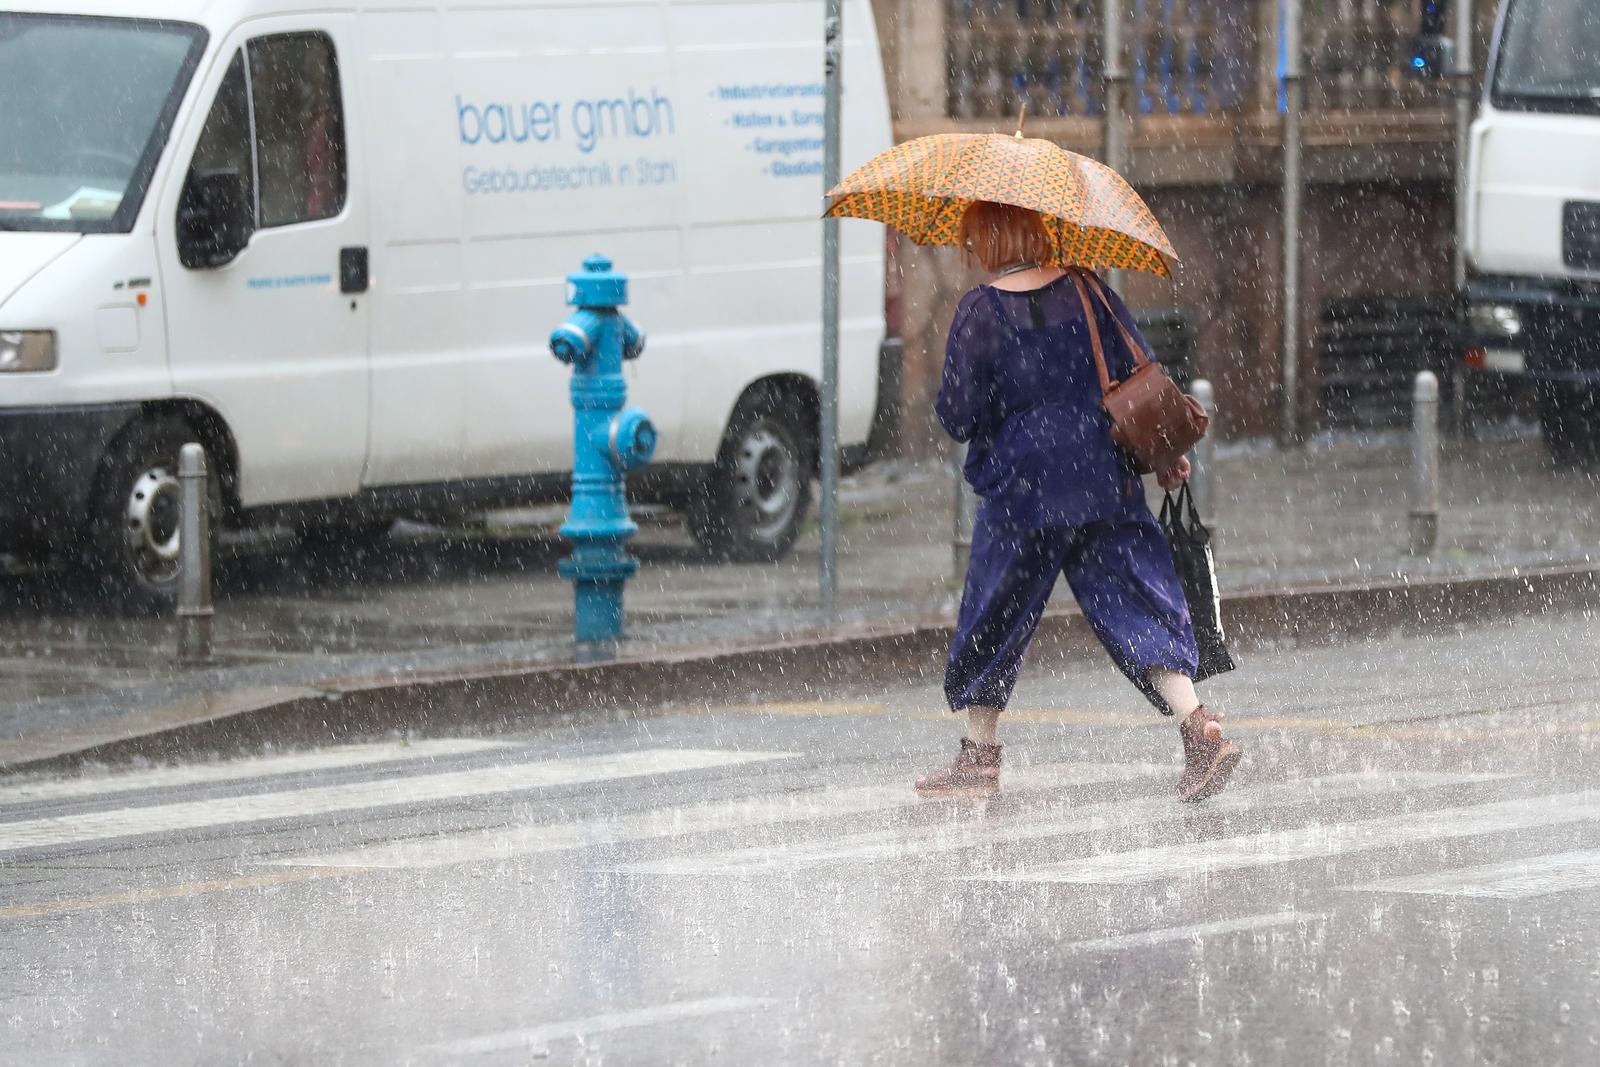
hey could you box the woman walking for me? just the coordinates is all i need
[911,200,1240,803]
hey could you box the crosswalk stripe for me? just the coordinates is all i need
[426,996,776,1056]
[269,762,1173,870]
[0,749,796,856]
[1066,911,1327,953]
[0,739,509,810]
[1346,849,1600,900]
[614,771,1503,877]
[974,790,1600,886]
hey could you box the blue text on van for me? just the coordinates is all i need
[456,89,675,154]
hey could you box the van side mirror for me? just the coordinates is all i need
[177,167,253,268]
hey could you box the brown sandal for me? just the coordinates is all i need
[914,738,1002,797]
[1177,705,1241,803]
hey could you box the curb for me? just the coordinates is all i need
[7,564,1598,772]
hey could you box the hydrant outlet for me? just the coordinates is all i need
[622,321,646,361]
[608,408,657,472]
[550,322,590,365]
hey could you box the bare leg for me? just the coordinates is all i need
[1146,667,1203,719]
[966,705,1002,746]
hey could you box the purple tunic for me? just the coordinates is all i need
[935,271,1151,531]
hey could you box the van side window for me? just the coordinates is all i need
[248,33,346,226]
[178,32,344,254]
[185,50,255,224]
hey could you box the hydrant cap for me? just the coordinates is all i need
[566,255,627,309]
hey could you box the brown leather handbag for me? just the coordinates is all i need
[1070,270,1208,474]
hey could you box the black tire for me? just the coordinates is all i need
[86,417,221,613]
[688,389,814,562]
[1537,388,1597,466]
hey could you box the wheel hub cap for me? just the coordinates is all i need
[124,466,182,570]
[732,425,799,539]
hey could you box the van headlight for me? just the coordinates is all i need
[1467,304,1522,339]
[0,331,56,372]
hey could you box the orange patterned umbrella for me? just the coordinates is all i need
[824,131,1177,277]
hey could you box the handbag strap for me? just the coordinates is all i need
[1068,269,1152,400]
[1081,271,1154,369]
[1174,482,1208,535]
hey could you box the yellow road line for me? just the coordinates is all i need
[1348,718,1600,740]
[697,701,897,717]
[0,866,363,921]
[684,698,1600,741]
[1000,708,1165,726]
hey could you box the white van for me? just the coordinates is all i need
[1463,0,1600,460]
[0,0,895,606]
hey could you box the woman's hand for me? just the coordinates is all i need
[1156,457,1192,492]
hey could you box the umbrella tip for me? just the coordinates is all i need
[1014,103,1027,140]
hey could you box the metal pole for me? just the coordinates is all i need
[1279,0,1304,446]
[1410,371,1441,555]
[1189,378,1216,526]
[1451,0,1476,439]
[820,0,843,616]
[950,442,973,584]
[1102,0,1129,293]
[1452,0,1474,293]
[177,442,213,661]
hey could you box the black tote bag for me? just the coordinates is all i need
[1160,484,1235,682]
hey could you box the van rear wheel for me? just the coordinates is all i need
[688,391,813,562]
[86,417,220,613]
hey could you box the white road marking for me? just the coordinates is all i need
[269,762,1171,870]
[0,749,795,856]
[1067,911,1327,954]
[0,739,509,809]
[1347,849,1600,899]
[616,771,1502,876]
[426,996,776,1056]
[978,790,1600,886]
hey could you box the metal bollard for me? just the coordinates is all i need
[1409,371,1441,555]
[177,443,213,661]
[1188,378,1216,525]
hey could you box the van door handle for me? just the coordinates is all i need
[339,247,369,294]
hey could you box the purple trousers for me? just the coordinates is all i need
[945,507,1199,714]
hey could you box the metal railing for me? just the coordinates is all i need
[942,0,1476,122]
[1305,0,1451,111]
[946,0,1106,120]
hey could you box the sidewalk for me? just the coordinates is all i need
[3,425,1597,766]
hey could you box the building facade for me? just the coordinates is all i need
[868,0,1496,448]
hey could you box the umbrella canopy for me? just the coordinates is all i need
[824,132,1177,277]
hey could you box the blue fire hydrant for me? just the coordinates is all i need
[549,255,656,643]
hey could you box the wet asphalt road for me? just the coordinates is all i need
[4,606,1600,1065]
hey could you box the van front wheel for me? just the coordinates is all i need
[86,417,220,613]
[688,393,813,562]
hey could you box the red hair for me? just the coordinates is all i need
[958,201,1054,272]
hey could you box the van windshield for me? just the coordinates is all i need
[1493,0,1600,111]
[0,14,205,233]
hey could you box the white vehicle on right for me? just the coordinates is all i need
[1464,0,1600,460]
